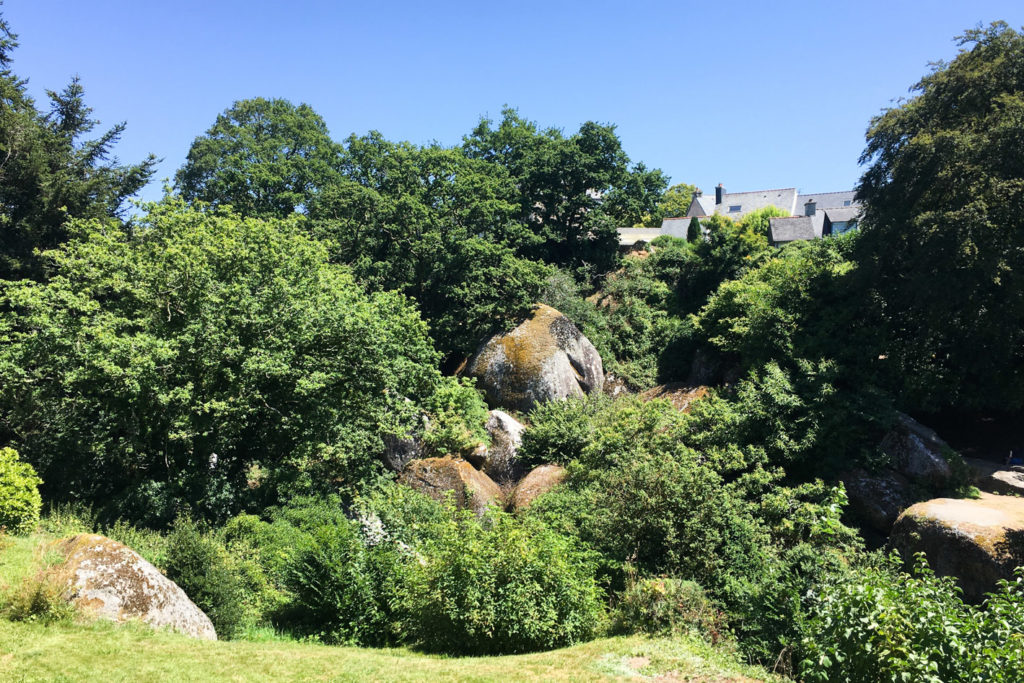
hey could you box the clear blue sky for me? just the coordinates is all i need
[5,1,1023,202]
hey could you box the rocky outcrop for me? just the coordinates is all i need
[57,534,216,640]
[881,413,954,488]
[890,493,1024,601]
[842,468,915,535]
[467,304,604,414]
[400,456,502,515]
[508,465,567,512]
[964,458,1024,496]
[467,410,526,484]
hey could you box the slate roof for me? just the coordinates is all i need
[823,206,860,223]
[768,215,817,243]
[688,188,798,221]
[796,190,857,210]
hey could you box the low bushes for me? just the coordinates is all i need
[799,557,1024,682]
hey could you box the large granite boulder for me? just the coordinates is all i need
[508,465,567,513]
[57,534,216,640]
[890,493,1024,601]
[881,413,954,487]
[466,304,603,414]
[400,456,502,515]
[467,410,526,484]
[964,458,1024,496]
[841,468,916,535]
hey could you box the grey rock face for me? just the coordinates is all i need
[479,410,526,483]
[881,413,954,487]
[841,468,915,534]
[467,304,604,414]
[58,534,216,640]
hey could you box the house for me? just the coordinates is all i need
[616,183,860,248]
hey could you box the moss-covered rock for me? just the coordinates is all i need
[508,464,566,513]
[467,304,604,413]
[399,456,502,515]
[57,534,216,640]
[890,493,1024,601]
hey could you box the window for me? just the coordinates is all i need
[728,205,741,212]
[843,200,852,206]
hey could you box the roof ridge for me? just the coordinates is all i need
[723,187,797,195]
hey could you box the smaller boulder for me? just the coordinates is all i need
[58,534,216,640]
[964,458,1024,496]
[841,468,915,534]
[508,464,567,512]
[880,413,954,488]
[890,493,1024,601]
[478,410,526,483]
[400,456,502,515]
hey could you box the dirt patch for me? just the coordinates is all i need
[640,384,709,413]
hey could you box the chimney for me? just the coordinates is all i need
[694,189,702,197]
[715,183,724,205]
[804,200,816,216]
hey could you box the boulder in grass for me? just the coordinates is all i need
[467,304,604,414]
[400,456,502,515]
[508,464,567,512]
[890,493,1024,602]
[58,534,216,640]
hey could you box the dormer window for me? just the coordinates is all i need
[728,205,741,212]
[843,200,852,206]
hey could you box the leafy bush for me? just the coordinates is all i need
[0,199,483,524]
[285,517,405,646]
[401,508,605,654]
[612,572,726,641]
[0,447,42,535]
[519,396,606,468]
[800,557,1024,682]
[164,516,245,638]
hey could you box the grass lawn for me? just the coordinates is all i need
[0,532,777,682]
[0,621,774,682]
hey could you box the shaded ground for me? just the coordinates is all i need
[912,409,1024,463]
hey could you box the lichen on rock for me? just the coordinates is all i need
[56,534,216,640]
[467,304,604,414]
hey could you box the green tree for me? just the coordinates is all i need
[0,199,485,524]
[738,205,790,238]
[854,22,1024,410]
[175,97,342,218]
[309,133,550,357]
[647,182,699,226]
[0,14,155,280]
[463,107,665,279]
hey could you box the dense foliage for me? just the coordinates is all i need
[0,200,485,523]
[0,447,41,535]
[1,10,1023,676]
[855,22,1024,411]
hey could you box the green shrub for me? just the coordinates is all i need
[800,557,1024,682]
[285,518,404,646]
[4,545,76,624]
[612,572,726,641]
[400,508,605,655]
[519,396,606,468]
[164,516,245,639]
[0,447,42,535]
